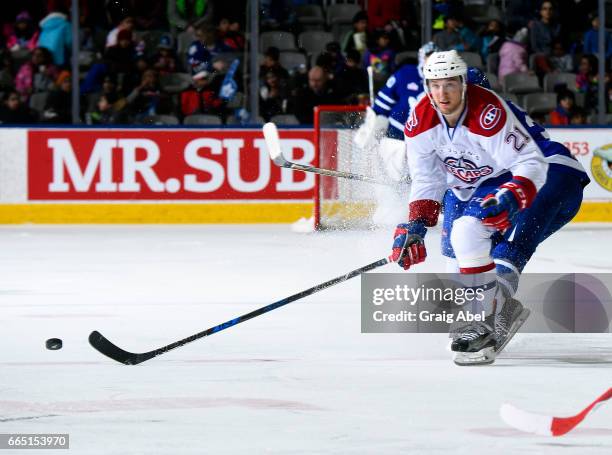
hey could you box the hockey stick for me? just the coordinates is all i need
[367,66,374,105]
[263,122,397,186]
[89,257,391,365]
[500,387,612,436]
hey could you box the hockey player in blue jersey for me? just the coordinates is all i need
[354,42,439,225]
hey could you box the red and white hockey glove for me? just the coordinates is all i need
[480,177,537,232]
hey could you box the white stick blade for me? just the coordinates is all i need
[500,403,553,436]
[263,122,285,164]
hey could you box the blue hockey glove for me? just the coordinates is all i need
[391,221,428,270]
[480,177,537,231]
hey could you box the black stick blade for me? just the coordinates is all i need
[88,331,153,365]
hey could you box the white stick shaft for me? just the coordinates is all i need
[262,123,400,186]
[367,66,374,105]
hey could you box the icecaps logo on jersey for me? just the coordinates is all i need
[443,157,493,183]
[479,104,502,130]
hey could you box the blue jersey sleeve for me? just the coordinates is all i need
[372,74,399,116]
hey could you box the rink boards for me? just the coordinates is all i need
[0,126,609,223]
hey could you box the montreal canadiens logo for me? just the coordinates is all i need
[443,157,493,183]
[479,104,502,130]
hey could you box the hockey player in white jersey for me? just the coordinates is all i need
[390,51,589,365]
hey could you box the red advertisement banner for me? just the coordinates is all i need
[28,129,315,200]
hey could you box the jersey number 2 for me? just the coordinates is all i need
[505,126,530,152]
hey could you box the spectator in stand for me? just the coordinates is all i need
[217,18,244,52]
[187,25,226,75]
[452,16,479,53]
[583,14,612,59]
[0,50,15,92]
[88,92,127,125]
[105,29,135,75]
[530,1,561,74]
[122,55,150,95]
[99,75,123,100]
[479,19,505,63]
[259,47,289,81]
[342,11,370,57]
[570,107,587,124]
[336,49,368,104]
[168,0,214,33]
[85,74,125,114]
[259,71,289,121]
[15,47,58,101]
[152,35,178,76]
[106,17,135,49]
[363,31,395,82]
[126,69,172,121]
[180,70,224,118]
[549,40,573,73]
[549,89,575,125]
[319,42,345,78]
[576,54,599,109]
[498,27,529,81]
[41,70,71,123]
[5,11,39,52]
[531,1,561,54]
[433,14,461,51]
[293,66,340,124]
[187,40,213,76]
[0,90,37,123]
[38,7,72,66]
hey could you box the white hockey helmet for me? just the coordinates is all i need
[423,50,467,81]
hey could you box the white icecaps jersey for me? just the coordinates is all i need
[403,84,548,203]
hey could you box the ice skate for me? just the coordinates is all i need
[494,298,531,355]
[451,319,497,366]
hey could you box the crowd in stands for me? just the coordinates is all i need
[0,0,608,125]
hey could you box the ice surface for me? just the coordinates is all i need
[1,223,612,454]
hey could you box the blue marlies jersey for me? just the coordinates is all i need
[372,64,423,140]
[374,66,491,140]
[504,99,589,185]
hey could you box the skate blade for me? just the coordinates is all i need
[495,308,531,355]
[453,347,496,366]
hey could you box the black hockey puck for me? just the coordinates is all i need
[46,338,63,350]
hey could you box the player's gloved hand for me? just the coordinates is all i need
[390,221,427,270]
[480,177,536,231]
[354,106,389,149]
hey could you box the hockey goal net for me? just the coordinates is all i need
[314,105,381,230]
